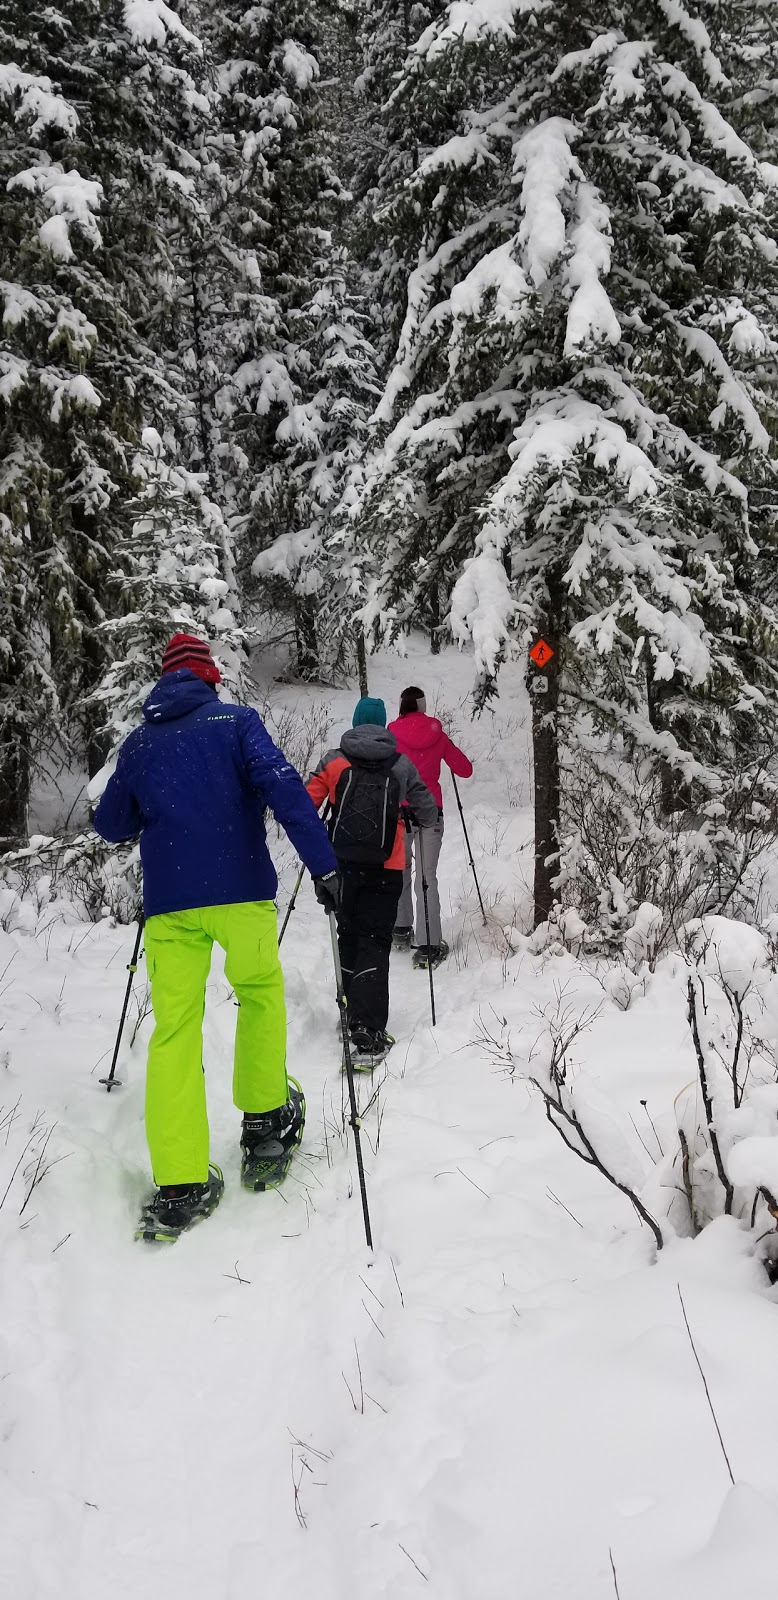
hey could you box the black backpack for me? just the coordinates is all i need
[330,753,402,864]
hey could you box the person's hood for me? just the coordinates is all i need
[340,725,398,764]
[391,712,442,752]
[143,669,218,724]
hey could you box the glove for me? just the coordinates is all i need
[313,870,341,915]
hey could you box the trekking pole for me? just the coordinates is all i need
[278,801,332,949]
[100,914,145,1092]
[416,828,437,1027]
[451,773,487,926]
[277,865,305,948]
[328,911,373,1250]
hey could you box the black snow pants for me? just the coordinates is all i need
[337,864,403,1034]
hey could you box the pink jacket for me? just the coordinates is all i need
[387,713,473,810]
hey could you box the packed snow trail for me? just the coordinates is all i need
[4,646,778,1600]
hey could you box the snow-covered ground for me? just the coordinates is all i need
[3,642,778,1600]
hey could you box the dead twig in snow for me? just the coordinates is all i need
[223,1260,250,1285]
[677,1284,734,1486]
[609,1548,621,1599]
[546,1187,583,1228]
[686,979,733,1215]
[390,1256,405,1308]
[677,1128,698,1235]
[398,1544,429,1582]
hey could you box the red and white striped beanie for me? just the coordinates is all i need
[160,633,221,685]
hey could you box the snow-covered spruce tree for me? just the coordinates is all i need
[251,256,381,675]
[0,11,137,833]
[350,0,448,365]
[197,0,376,678]
[1,1,246,820]
[354,0,778,925]
[89,429,244,755]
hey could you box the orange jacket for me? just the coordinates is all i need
[307,726,438,870]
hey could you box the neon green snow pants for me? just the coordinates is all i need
[144,901,287,1185]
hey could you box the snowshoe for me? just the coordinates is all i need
[413,940,449,971]
[135,1163,224,1244]
[345,1029,395,1074]
[392,925,413,950]
[240,1077,305,1191]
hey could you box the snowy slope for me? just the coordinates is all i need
[3,643,778,1600]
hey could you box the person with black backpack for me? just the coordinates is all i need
[307,697,438,1064]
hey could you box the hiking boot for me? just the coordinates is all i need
[393,925,412,949]
[135,1163,224,1243]
[348,1027,395,1072]
[413,940,449,970]
[240,1078,306,1191]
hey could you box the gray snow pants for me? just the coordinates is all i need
[396,812,445,946]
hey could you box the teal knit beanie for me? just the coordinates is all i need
[352,696,387,728]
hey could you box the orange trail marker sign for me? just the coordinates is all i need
[529,639,554,669]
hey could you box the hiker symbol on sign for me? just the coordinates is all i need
[529,639,554,669]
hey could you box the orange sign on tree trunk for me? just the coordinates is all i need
[529,638,554,669]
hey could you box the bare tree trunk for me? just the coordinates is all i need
[645,649,682,814]
[430,582,440,655]
[355,621,369,697]
[294,598,319,680]
[190,252,214,495]
[81,626,110,778]
[531,582,562,928]
[402,0,419,171]
[0,721,30,844]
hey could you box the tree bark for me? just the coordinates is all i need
[294,597,319,680]
[645,648,683,814]
[430,582,440,655]
[531,583,562,928]
[190,252,215,496]
[355,621,369,697]
[0,720,30,844]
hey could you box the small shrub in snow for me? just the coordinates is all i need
[523,917,778,1273]
[0,833,141,924]
[556,742,778,959]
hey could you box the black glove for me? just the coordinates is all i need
[313,871,341,915]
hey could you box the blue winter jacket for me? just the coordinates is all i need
[93,671,337,917]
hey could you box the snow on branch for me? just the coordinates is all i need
[449,549,517,674]
[506,395,660,503]
[455,236,529,318]
[281,39,319,91]
[40,371,101,423]
[374,209,514,423]
[580,366,747,503]
[416,129,498,181]
[0,352,29,402]
[0,283,46,329]
[564,182,620,354]
[552,34,653,109]
[0,63,78,138]
[657,0,728,89]
[8,164,103,261]
[450,396,659,676]
[417,0,549,61]
[673,322,771,453]
[513,118,578,288]
[658,62,755,166]
[123,0,202,50]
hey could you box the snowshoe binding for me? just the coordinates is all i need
[135,1163,224,1244]
[413,940,449,971]
[240,1077,305,1191]
[392,925,413,950]
[346,1028,395,1074]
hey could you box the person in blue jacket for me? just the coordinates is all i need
[94,632,340,1241]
